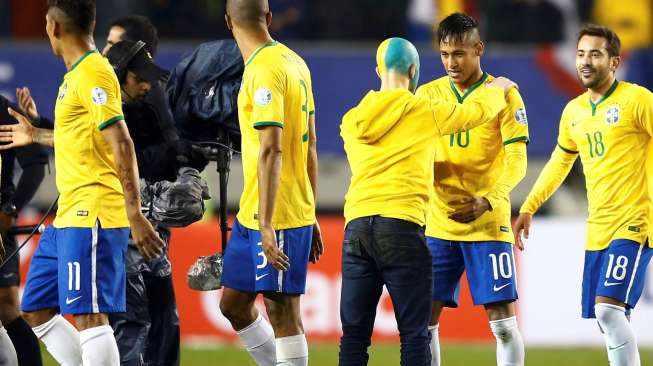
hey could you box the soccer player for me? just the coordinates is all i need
[218,0,323,365]
[514,24,653,366]
[339,37,516,366]
[416,13,528,366]
[0,1,164,365]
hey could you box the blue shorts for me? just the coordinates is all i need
[21,223,129,315]
[221,219,312,294]
[427,237,518,307]
[581,239,652,318]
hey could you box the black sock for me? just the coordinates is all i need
[5,316,43,366]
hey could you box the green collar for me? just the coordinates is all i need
[67,49,98,74]
[590,79,619,116]
[245,41,278,67]
[449,72,488,103]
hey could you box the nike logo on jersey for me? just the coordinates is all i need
[256,274,269,281]
[608,341,629,351]
[493,283,511,292]
[65,296,82,305]
[604,281,622,287]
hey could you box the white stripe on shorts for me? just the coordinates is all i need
[625,243,644,304]
[277,230,285,292]
[91,221,99,313]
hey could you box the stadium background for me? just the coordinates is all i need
[1,0,653,364]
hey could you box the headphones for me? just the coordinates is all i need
[111,40,146,82]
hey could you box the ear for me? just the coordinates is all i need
[408,64,416,79]
[266,12,273,27]
[611,55,621,72]
[375,66,380,79]
[225,14,233,31]
[53,19,63,39]
[476,41,485,57]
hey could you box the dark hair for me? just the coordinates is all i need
[436,12,478,44]
[577,24,621,57]
[110,15,158,56]
[47,0,96,35]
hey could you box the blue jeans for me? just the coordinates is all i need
[339,216,433,366]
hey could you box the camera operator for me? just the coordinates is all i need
[0,94,47,366]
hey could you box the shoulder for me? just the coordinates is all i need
[416,76,449,97]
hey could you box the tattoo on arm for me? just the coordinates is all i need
[33,128,54,147]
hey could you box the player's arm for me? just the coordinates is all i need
[430,77,516,136]
[101,121,163,260]
[0,108,53,148]
[634,88,653,137]
[306,114,324,263]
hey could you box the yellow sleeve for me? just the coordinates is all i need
[78,67,124,130]
[249,65,285,129]
[519,147,577,214]
[430,87,507,136]
[307,73,315,117]
[485,142,527,210]
[499,88,530,145]
[557,105,578,153]
[635,88,653,137]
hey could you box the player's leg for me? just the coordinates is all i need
[0,320,18,366]
[22,226,82,365]
[0,234,43,366]
[339,219,383,366]
[220,219,276,365]
[256,225,313,366]
[426,237,466,366]
[58,223,129,366]
[590,240,653,366]
[462,242,523,366]
[375,218,432,366]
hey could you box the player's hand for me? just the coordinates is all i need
[16,87,39,120]
[260,226,289,271]
[486,76,518,94]
[448,196,491,223]
[310,221,324,264]
[0,212,15,237]
[0,108,35,150]
[512,213,532,251]
[129,213,164,260]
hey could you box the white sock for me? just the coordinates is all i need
[429,324,441,366]
[275,334,308,366]
[0,325,18,366]
[489,316,525,366]
[595,303,640,366]
[237,312,276,366]
[32,314,82,366]
[79,325,120,366]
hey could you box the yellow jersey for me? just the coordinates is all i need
[341,87,507,226]
[417,73,529,243]
[53,50,128,229]
[521,80,653,250]
[236,42,316,230]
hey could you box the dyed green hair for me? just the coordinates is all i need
[376,37,420,92]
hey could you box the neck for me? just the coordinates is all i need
[589,74,616,103]
[380,71,410,91]
[61,35,95,71]
[454,67,484,92]
[234,27,274,64]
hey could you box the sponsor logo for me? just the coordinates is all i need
[604,281,622,287]
[254,88,273,107]
[628,226,640,233]
[90,87,108,106]
[65,296,82,305]
[493,283,511,292]
[514,108,528,125]
[608,342,629,351]
[255,273,269,281]
[77,210,89,217]
[500,226,510,233]
[606,106,620,125]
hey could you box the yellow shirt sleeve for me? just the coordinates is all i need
[485,142,527,210]
[499,88,530,144]
[78,67,124,130]
[429,87,507,136]
[249,65,286,129]
[556,105,578,153]
[520,147,577,214]
[635,88,653,136]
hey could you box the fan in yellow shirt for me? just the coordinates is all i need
[514,25,653,365]
[339,36,516,364]
[416,13,527,366]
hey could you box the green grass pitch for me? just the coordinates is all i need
[42,343,653,365]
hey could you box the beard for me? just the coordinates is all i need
[577,66,610,89]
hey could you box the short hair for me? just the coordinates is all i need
[47,0,96,36]
[110,15,158,57]
[436,12,479,44]
[577,24,621,57]
[226,0,269,25]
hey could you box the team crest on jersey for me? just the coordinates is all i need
[254,88,273,107]
[606,105,620,125]
[514,108,528,125]
[91,87,108,106]
[58,83,68,100]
